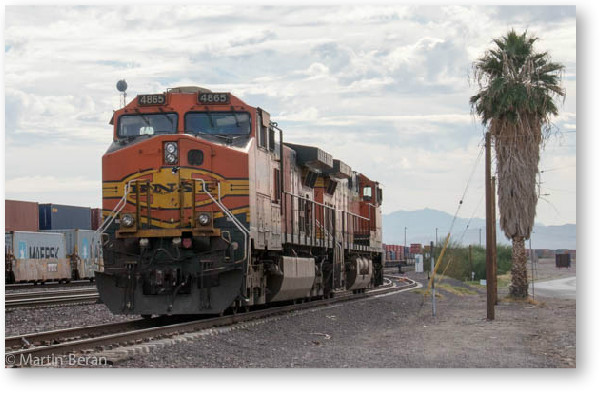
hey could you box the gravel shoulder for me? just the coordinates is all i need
[5,258,575,368]
[114,268,575,368]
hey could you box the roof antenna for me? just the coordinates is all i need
[116,79,128,107]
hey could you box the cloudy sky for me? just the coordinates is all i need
[3,4,577,227]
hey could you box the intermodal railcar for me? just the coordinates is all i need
[95,86,383,316]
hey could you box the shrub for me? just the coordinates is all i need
[428,242,512,282]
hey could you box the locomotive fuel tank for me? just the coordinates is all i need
[266,256,318,302]
[346,256,373,291]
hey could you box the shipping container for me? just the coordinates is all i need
[6,232,14,254]
[91,208,103,230]
[555,254,571,268]
[410,243,423,254]
[39,203,92,230]
[5,231,71,283]
[44,229,103,279]
[5,200,39,231]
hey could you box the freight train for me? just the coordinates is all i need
[5,230,103,284]
[95,86,383,316]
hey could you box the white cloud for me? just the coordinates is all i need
[6,176,99,193]
[4,5,577,225]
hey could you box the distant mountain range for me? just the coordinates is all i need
[382,208,576,250]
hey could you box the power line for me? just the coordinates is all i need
[538,196,565,221]
[540,186,576,194]
[447,141,485,234]
[540,164,576,173]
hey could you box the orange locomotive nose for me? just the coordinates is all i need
[96,85,384,317]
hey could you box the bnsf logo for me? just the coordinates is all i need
[130,183,214,194]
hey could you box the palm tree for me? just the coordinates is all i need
[470,30,565,298]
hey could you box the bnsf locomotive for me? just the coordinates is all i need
[96,86,383,316]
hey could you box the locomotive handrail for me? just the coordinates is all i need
[192,178,250,268]
[337,209,370,221]
[282,191,333,210]
[97,175,158,236]
[96,178,137,235]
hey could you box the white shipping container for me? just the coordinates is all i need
[44,229,103,279]
[6,231,71,282]
[415,254,424,273]
[5,232,14,254]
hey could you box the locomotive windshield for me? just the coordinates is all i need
[117,113,178,138]
[185,112,251,136]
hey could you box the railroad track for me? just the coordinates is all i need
[5,276,417,367]
[5,288,100,309]
[5,281,95,291]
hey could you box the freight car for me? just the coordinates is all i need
[5,230,103,284]
[5,231,71,284]
[96,86,384,316]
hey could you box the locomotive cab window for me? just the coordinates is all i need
[185,112,251,136]
[118,113,178,138]
[257,112,268,149]
[362,185,372,201]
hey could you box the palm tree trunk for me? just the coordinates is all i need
[509,236,529,298]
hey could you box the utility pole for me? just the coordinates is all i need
[431,240,436,316]
[530,232,535,299]
[479,228,482,247]
[468,245,473,280]
[485,132,495,320]
[491,176,498,305]
[436,228,438,245]
[404,227,407,247]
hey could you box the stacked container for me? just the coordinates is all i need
[39,203,92,230]
[91,208,103,230]
[5,200,39,231]
[383,244,405,261]
[410,243,423,254]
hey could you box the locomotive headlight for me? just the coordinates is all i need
[165,142,177,154]
[121,213,135,228]
[164,142,178,164]
[198,213,211,226]
[165,153,177,164]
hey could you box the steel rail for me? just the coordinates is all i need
[5,293,100,309]
[6,277,416,367]
[5,318,164,351]
[5,281,95,291]
[5,288,98,301]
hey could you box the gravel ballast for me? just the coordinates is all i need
[5,303,138,337]
[5,258,576,368]
[112,270,575,368]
